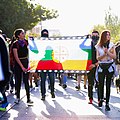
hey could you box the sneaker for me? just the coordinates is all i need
[88,99,93,104]
[51,93,55,98]
[98,100,103,107]
[0,102,9,111]
[63,84,67,89]
[41,95,45,101]
[75,85,80,90]
[14,98,20,104]
[105,104,110,111]
[27,99,33,105]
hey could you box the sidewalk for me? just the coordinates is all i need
[0,78,120,120]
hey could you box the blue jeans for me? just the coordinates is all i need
[62,73,67,84]
[40,71,55,96]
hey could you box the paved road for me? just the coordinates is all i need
[0,78,120,120]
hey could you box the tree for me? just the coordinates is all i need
[91,24,105,35]
[105,7,120,43]
[0,0,58,38]
[91,7,120,43]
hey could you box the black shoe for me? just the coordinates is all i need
[98,100,103,107]
[84,85,87,89]
[51,93,55,98]
[75,85,80,90]
[10,88,13,93]
[105,104,110,111]
[48,85,50,89]
[59,83,62,86]
[35,82,38,87]
[27,99,34,105]
[41,95,45,101]
[63,84,67,89]
[30,85,33,88]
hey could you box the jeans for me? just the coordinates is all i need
[40,71,55,96]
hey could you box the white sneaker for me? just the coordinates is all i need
[14,98,20,104]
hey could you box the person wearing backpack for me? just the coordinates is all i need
[12,28,33,105]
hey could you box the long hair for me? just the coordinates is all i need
[14,28,24,39]
[97,30,110,47]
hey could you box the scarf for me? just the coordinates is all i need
[18,39,26,47]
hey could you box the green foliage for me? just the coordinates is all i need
[91,24,106,35]
[0,0,58,38]
[105,8,120,43]
[91,7,120,43]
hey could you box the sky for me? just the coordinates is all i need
[33,0,120,36]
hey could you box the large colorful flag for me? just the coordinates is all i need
[28,36,92,71]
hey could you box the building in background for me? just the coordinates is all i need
[27,22,61,37]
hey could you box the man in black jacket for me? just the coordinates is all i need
[87,30,99,104]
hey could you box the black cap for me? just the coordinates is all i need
[41,29,49,38]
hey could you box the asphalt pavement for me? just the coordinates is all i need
[0,77,120,120]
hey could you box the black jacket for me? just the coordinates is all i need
[0,36,11,87]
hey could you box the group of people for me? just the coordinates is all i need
[0,28,57,111]
[74,30,117,111]
[0,28,118,112]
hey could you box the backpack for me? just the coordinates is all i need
[115,44,120,64]
[9,41,18,67]
[9,40,28,67]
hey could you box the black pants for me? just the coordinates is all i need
[0,73,11,103]
[0,84,7,103]
[98,69,114,104]
[87,67,96,100]
[40,71,55,96]
[10,65,15,89]
[14,59,30,100]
